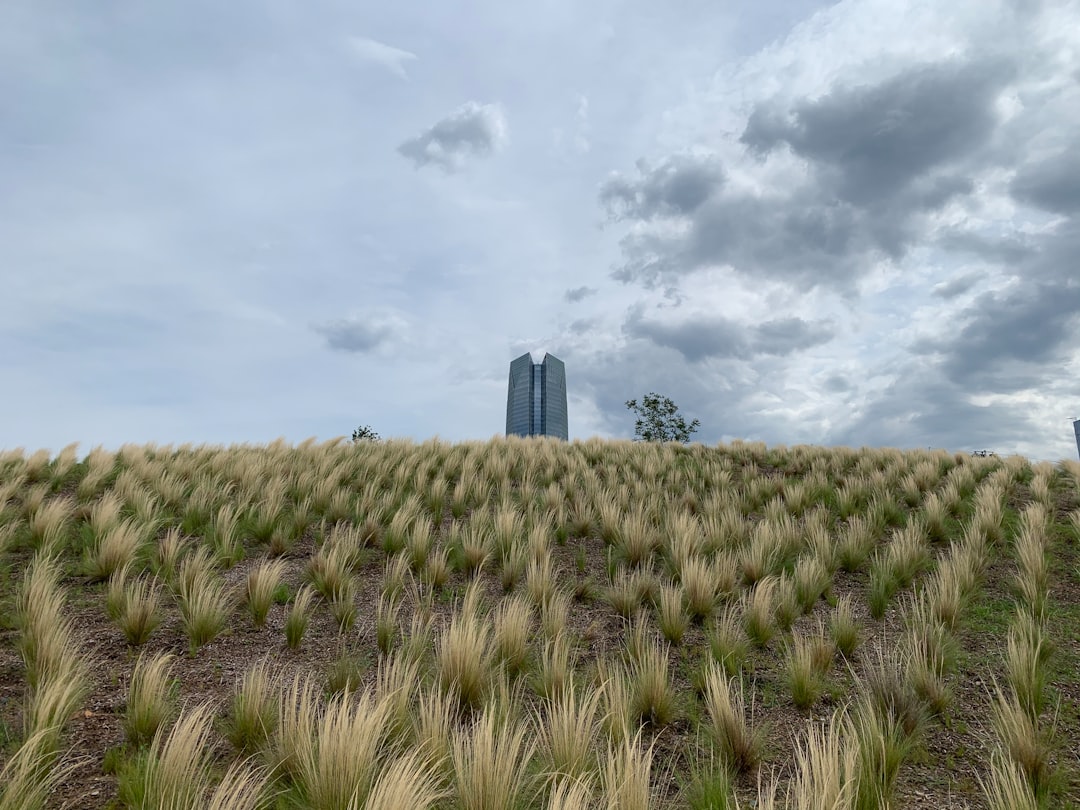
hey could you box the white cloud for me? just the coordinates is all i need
[347,35,417,79]
[551,93,593,157]
[573,94,591,153]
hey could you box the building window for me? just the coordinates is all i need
[532,365,543,433]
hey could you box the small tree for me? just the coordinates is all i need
[625,393,700,443]
[351,425,381,443]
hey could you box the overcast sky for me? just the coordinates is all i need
[3,0,1080,460]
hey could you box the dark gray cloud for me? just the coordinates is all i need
[740,58,1012,206]
[930,281,1080,392]
[567,317,599,334]
[599,154,725,221]
[908,175,976,211]
[828,365,1034,454]
[880,217,1080,454]
[612,190,882,290]
[935,231,1036,264]
[624,310,834,362]
[564,286,597,303]
[753,317,835,355]
[313,317,400,353]
[823,374,852,393]
[610,57,1018,292]
[932,272,982,299]
[398,101,507,172]
[1017,219,1080,285]
[625,311,747,361]
[1010,149,1080,215]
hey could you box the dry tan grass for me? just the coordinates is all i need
[742,576,778,647]
[412,684,456,776]
[26,495,73,554]
[614,508,658,568]
[205,760,273,810]
[77,448,117,501]
[793,554,831,613]
[741,521,782,585]
[1013,523,1049,621]
[700,664,762,774]
[787,709,856,810]
[437,584,493,711]
[454,521,492,575]
[153,526,185,584]
[990,688,1053,802]
[0,729,86,810]
[836,515,875,573]
[284,584,316,650]
[175,565,231,652]
[297,687,394,809]
[362,749,447,810]
[902,617,953,717]
[0,438,1073,810]
[535,632,575,703]
[604,567,647,619]
[625,627,676,728]
[545,777,595,810]
[784,632,826,710]
[452,704,536,810]
[125,651,177,747]
[536,679,603,784]
[115,573,163,646]
[656,581,689,644]
[527,553,558,608]
[16,554,82,692]
[243,558,287,627]
[23,668,89,759]
[848,688,914,810]
[829,595,859,659]
[1004,613,1050,722]
[224,657,279,755]
[979,750,1040,810]
[375,652,421,745]
[264,674,319,781]
[128,702,269,809]
[599,732,661,810]
[88,517,148,583]
[88,491,125,538]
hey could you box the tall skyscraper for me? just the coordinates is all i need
[506,352,568,440]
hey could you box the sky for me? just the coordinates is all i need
[2,0,1080,460]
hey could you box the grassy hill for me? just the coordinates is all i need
[0,437,1077,808]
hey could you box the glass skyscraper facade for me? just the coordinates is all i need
[506,353,568,440]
